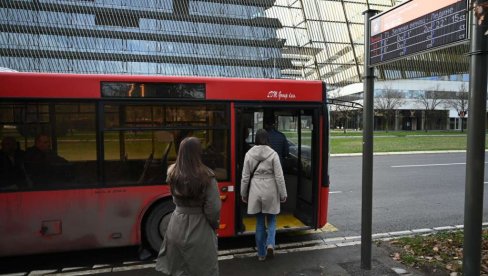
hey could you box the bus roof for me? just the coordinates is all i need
[0,72,324,102]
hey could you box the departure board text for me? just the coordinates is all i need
[369,0,467,66]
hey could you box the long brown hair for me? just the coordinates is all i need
[167,136,212,199]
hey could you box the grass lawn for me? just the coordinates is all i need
[274,130,482,154]
[330,131,488,154]
[330,130,470,137]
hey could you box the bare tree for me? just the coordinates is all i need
[328,91,358,133]
[415,85,446,132]
[374,86,405,132]
[444,83,469,132]
[335,104,357,133]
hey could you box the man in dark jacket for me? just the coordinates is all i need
[24,134,67,164]
[24,134,69,187]
[264,116,289,165]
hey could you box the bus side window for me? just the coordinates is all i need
[0,136,30,190]
[0,102,98,190]
[102,103,229,185]
[54,104,98,188]
[201,129,228,180]
[104,130,174,186]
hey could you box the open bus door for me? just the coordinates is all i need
[235,106,319,234]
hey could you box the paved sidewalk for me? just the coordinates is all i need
[218,244,420,276]
[88,244,422,276]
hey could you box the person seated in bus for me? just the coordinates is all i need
[0,136,29,190]
[264,114,289,165]
[24,134,70,187]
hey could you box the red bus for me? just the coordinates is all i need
[0,72,330,256]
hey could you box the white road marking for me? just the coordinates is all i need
[329,191,343,194]
[391,162,486,168]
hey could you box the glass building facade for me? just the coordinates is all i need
[2,0,466,88]
[0,0,285,78]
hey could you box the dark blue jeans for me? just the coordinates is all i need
[255,213,277,257]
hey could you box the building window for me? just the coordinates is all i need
[95,11,139,28]
[174,0,189,15]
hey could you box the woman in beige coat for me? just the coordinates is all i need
[241,129,287,261]
[156,137,221,276]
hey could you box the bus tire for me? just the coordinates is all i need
[144,201,175,253]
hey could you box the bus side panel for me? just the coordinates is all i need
[206,79,323,102]
[318,116,329,228]
[318,187,329,227]
[0,73,101,99]
[217,102,237,237]
[0,186,170,257]
[217,182,235,237]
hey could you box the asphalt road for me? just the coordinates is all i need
[327,152,488,238]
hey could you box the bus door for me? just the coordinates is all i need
[234,106,318,233]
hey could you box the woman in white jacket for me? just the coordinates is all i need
[241,129,287,261]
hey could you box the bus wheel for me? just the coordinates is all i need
[144,201,175,253]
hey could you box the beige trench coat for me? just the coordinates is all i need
[240,145,287,215]
[156,167,221,276]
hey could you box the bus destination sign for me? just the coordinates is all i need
[369,0,468,66]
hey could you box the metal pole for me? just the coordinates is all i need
[361,9,378,270]
[463,1,488,275]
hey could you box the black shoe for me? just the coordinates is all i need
[266,245,274,259]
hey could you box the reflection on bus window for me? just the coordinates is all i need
[104,104,227,128]
[101,82,205,99]
[103,130,173,186]
[103,103,229,186]
[103,129,228,186]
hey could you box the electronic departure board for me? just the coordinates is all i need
[369,0,468,66]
